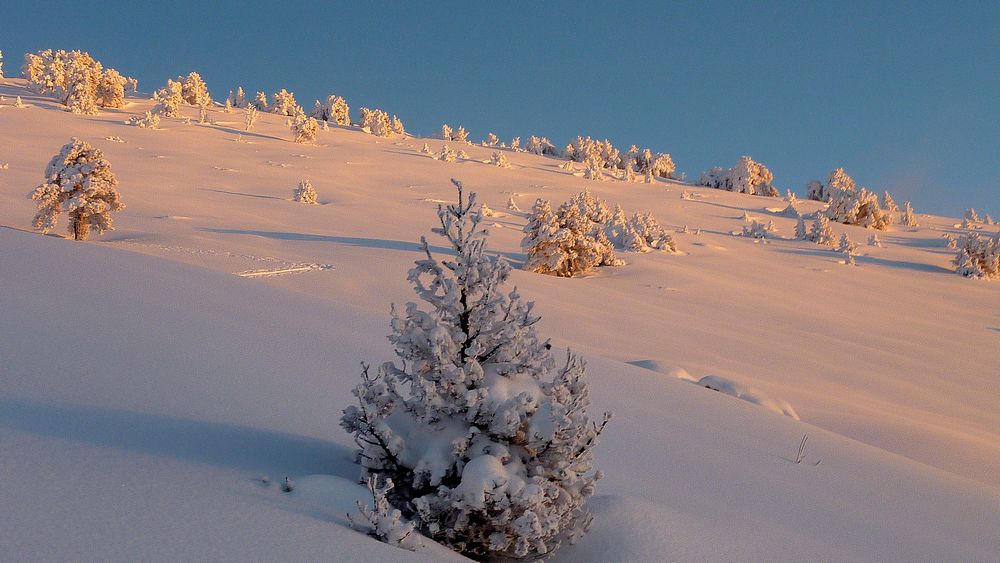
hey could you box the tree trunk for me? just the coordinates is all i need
[73,215,90,241]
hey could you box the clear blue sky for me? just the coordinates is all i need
[3,1,997,216]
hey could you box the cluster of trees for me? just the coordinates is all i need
[309,95,350,126]
[806,168,917,229]
[22,49,137,115]
[341,181,608,559]
[522,188,678,277]
[440,124,469,143]
[962,208,995,229]
[566,137,676,183]
[360,107,405,138]
[698,156,778,197]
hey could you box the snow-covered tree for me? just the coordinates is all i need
[181,72,211,106]
[244,105,259,131]
[522,197,619,277]
[342,181,610,558]
[490,151,511,168]
[781,192,801,217]
[452,126,469,143]
[359,107,394,137]
[223,98,233,113]
[14,96,25,108]
[526,135,558,156]
[985,214,994,225]
[698,156,778,196]
[310,94,351,125]
[794,216,808,239]
[271,89,299,116]
[742,219,776,241]
[901,201,918,227]
[421,142,433,155]
[391,115,406,135]
[809,214,835,245]
[623,212,677,252]
[953,232,1000,279]
[293,179,318,204]
[28,138,124,240]
[153,79,183,117]
[882,191,899,222]
[964,208,981,225]
[252,91,268,111]
[827,168,856,194]
[869,233,882,247]
[510,136,521,151]
[21,50,136,114]
[826,186,891,230]
[231,86,248,108]
[648,153,676,179]
[0,50,4,79]
[484,133,499,147]
[837,232,858,256]
[438,144,457,163]
[291,111,319,143]
[507,196,521,212]
[806,179,827,202]
[440,124,453,141]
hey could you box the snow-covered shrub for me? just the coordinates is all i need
[953,232,1000,279]
[525,135,558,156]
[244,105,259,131]
[293,179,318,204]
[742,219,776,241]
[901,201,918,227]
[125,111,160,129]
[349,476,420,551]
[96,68,127,109]
[28,138,124,240]
[698,156,778,196]
[438,145,457,163]
[826,186,891,230]
[181,72,211,106]
[565,136,620,170]
[523,197,620,277]
[490,151,511,168]
[623,212,678,252]
[808,215,835,245]
[484,132,499,147]
[342,181,610,559]
[359,107,395,137]
[153,79,183,117]
[806,179,827,202]
[647,152,676,179]
[478,203,495,218]
[223,98,233,113]
[271,89,299,116]
[291,112,318,143]
[985,214,994,225]
[310,95,351,125]
[420,142,433,155]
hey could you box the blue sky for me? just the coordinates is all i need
[2,1,997,216]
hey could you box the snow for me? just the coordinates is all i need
[1,78,999,561]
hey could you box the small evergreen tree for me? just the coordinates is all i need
[244,105,259,131]
[809,215,835,245]
[953,232,1000,279]
[452,126,469,143]
[291,111,319,143]
[252,91,268,111]
[440,124,453,140]
[181,72,212,106]
[794,216,808,239]
[342,181,609,559]
[901,201,918,227]
[271,89,299,116]
[28,138,124,240]
[153,79,183,118]
[490,151,511,168]
[806,179,827,202]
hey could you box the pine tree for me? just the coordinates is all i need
[806,180,827,202]
[440,124,453,140]
[28,138,124,240]
[485,133,499,147]
[964,208,981,224]
[181,72,212,106]
[244,105,259,131]
[252,91,268,111]
[438,144,457,163]
[452,126,469,143]
[882,191,899,222]
[490,151,511,168]
[342,181,610,559]
[809,215,835,245]
[291,111,319,143]
[0,49,4,79]
[901,201,918,227]
[271,89,299,116]
[153,79,183,118]
[794,216,808,239]
[293,179,318,204]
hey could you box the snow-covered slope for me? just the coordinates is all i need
[1,79,998,561]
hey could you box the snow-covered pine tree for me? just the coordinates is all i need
[439,144,457,163]
[28,138,124,240]
[391,115,405,135]
[271,89,299,116]
[953,232,1000,279]
[452,126,469,143]
[507,196,521,212]
[526,135,558,156]
[827,168,856,194]
[293,179,318,204]
[21,50,136,114]
[809,214,835,245]
[125,111,160,129]
[649,153,676,179]
[359,107,394,137]
[96,68,127,109]
[440,124,453,140]
[901,201,918,227]
[522,198,565,275]
[742,219,775,241]
[964,208,981,224]
[197,102,210,124]
[485,133,499,147]
[421,142,433,155]
[252,91,268,111]
[826,186,891,230]
[698,157,777,196]
[233,86,247,108]
[291,111,319,143]
[223,97,233,113]
[14,96,25,108]
[882,191,899,222]
[0,50,4,79]
[349,476,420,551]
[806,179,827,202]
[584,156,604,181]
[781,192,801,217]
[342,181,610,558]
[153,79,183,117]
[603,204,631,247]
[181,72,212,106]
[837,232,858,256]
[623,164,637,183]
[794,216,808,239]
[244,105,259,131]
[490,151,511,168]
[985,214,994,225]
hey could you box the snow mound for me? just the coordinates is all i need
[694,375,800,420]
